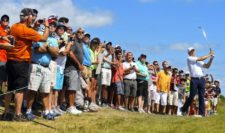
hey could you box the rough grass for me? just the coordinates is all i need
[0,100,225,133]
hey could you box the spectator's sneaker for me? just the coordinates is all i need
[138,108,143,113]
[96,99,101,106]
[83,100,90,111]
[101,103,109,108]
[51,110,61,118]
[89,103,98,112]
[141,109,146,114]
[67,106,82,115]
[1,112,14,121]
[109,104,115,109]
[60,103,68,112]
[129,108,135,112]
[43,113,55,120]
[25,112,36,121]
[13,114,27,122]
[147,111,151,114]
[180,107,187,116]
[194,115,203,118]
[118,106,126,111]
[54,107,64,115]
[57,106,66,114]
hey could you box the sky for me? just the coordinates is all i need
[1,0,225,94]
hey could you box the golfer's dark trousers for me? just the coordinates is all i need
[182,77,206,116]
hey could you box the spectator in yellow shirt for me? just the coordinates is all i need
[157,61,171,114]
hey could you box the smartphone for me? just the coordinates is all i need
[8,36,15,45]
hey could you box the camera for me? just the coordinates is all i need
[38,19,44,24]
[8,36,15,45]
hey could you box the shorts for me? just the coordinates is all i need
[101,68,112,86]
[159,92,168,106]
[154,92,160,104]
[112,82,124,95]
[147,89,152,106]
[64,68,81,91]
[7,60,30,92]
[82,66,92,79]
[211,97,218,106]
[0,62,7,82]
[124,79,137,97]
[137,79,148,97]
[53,66,64,90]
[28,64,52,93]
[49,60,57,87]
[168,91,178,106]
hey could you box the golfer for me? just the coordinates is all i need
[181,47,214,117]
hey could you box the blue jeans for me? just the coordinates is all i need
[182,77,205,116]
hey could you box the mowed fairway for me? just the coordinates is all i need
[0,100,225,133]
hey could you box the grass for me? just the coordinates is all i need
[0,100,225,133]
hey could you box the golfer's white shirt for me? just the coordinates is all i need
[187,56,205,78]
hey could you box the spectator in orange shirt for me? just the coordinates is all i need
[3,8,49,121]
[0,14,12,89]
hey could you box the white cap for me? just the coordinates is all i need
[185,71,190,75]
[188,47,195,52]
[212,85,216,87]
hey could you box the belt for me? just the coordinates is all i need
[191,77,204,80]
[32,62,49,68]
[124,79,136,81]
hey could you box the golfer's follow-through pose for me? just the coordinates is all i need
[181,47,214,117]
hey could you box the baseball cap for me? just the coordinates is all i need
[84,33,91,38]
[20,8,34,16]
[140,54,147,59]
[57,23,67,31]
[1,14,9,21]
[188,47,195,52]
[32,9,38,16]
[58,17,69,23]
[106,42,112,46]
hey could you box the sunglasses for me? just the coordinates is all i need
[49,24,56,27]
[1,19,9,22]
[77,31,84,34]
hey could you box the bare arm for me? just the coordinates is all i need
[203,56,214,69]
[47,46,59,57]
[197,50,214,61]
[0,43,14,50]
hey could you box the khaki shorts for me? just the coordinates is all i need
[168,91,178,106]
